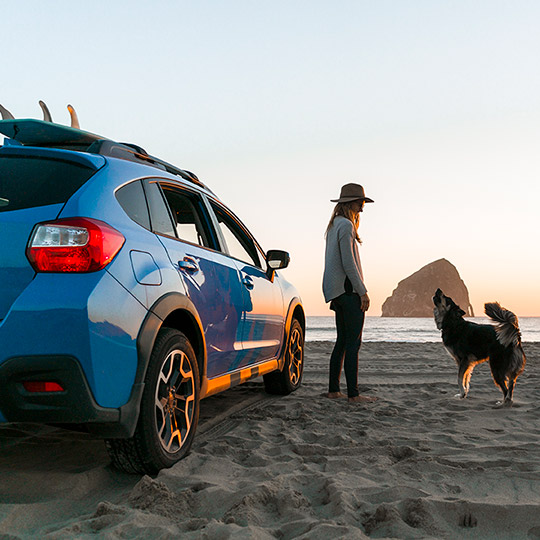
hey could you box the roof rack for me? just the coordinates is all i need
[0,102,209,192]
[86,139,206,188]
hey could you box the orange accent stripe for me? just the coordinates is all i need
[201,359,279,398]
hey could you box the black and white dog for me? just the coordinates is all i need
[433,288,526,407]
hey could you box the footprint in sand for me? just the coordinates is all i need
[459,512,478,528]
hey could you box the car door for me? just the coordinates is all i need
[207,199,285,365]
[144,179,245,379]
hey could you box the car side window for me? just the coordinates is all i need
[210,202,261,268]
[115,180,151,229]
[144,181,176,237]
[160,185,212,248]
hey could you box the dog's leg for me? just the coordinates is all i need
[491,371,510,407]
[456,363,473,399]
[501,349,525,407]
[463,365,475,398]
[504,378,516,406]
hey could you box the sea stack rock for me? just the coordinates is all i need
[381,258,474,317]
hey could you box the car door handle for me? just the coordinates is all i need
[242,275,254,289]
[178,257,199,273]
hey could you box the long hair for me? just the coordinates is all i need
[325,201,361,242]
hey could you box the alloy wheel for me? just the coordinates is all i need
[154,348,196,453]
[288,326,303,386]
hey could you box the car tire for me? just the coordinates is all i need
[263,318,304,395]
[106,328,200,474]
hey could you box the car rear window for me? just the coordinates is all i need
[0,156,97,213]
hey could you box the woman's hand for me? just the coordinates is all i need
[360,293,370,312]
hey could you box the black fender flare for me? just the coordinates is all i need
[137,292,207,384]
[278,297,305,370]
[105,292,206,439]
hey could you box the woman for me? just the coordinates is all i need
[322,183,376,403]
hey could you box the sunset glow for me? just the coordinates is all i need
[3,1,539,317]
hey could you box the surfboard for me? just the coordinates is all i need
[0,119,106,147]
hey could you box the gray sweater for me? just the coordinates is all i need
[322,216,367,303]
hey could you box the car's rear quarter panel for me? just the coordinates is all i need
[0,271,145,408]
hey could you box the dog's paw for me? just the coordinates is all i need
[494,399,514,409]
[493,400,508,409]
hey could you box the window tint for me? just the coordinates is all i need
[115,181,150,229]
[210,202,261,267]
[161,186,212,248]
[144,181,176,237]
[0,156,96,213]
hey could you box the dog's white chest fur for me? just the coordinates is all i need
[443,345,459,365]
[444,345,480,366]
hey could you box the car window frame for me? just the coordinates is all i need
[142,178,221,252]
[205,196,267,271]
[159,183,215,249]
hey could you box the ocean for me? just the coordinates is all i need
[306,316,540,343]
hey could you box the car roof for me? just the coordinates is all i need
[0,117,211,194]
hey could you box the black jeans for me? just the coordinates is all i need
[329,292,365,398]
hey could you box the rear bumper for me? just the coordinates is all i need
[0,355,143,438]
[0,271,146,408]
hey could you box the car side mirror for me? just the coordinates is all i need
[266,249,290,278]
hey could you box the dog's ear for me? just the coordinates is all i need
[447,297,466,316]
[453,302,466,317]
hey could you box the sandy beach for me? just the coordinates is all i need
[0,341,539,539]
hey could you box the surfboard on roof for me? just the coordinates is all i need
[0,101,104,148]
[0,118,105,148]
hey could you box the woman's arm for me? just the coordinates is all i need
[337,221,367,297]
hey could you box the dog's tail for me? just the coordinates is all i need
[484,302,521,347]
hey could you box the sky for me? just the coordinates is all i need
[3,1,540,316]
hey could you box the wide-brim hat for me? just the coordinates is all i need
[331,183,374,203]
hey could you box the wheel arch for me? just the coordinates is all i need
[137,293,207,389]
[279,298,305,370]
[291,302,306,334]
[91,292,207,439]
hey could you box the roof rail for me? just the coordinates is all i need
[0,101,210,192]
[86,139,208,189]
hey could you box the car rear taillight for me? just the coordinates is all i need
[26,218,125,273]
[22,381,65,393]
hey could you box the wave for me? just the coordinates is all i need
[305,316,540,343]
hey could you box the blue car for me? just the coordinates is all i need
[0,103,305,474]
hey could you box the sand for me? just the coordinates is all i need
[0,341,539,539]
